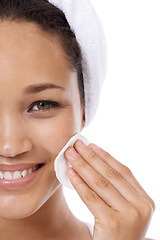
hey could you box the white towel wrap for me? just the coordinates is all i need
[48,0,107,127]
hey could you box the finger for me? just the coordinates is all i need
[66,167,114,222]
[65,146,132,211]
[88,143,155,210]
[72,139,152,210]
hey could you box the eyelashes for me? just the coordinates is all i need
[28,101,61,112]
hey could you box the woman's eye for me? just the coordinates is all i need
[29,101,60,112]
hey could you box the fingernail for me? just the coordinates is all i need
[68,148,78,158]
[77,139,86,148]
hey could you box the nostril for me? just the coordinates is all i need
[0,138,33,158]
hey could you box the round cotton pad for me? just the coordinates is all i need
[54,133,90,189]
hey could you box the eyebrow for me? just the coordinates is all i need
[23,83,65,94]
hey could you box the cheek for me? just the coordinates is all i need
[27,109,81,158]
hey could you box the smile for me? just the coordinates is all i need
[0,164,43,180]
[0,164,45,190]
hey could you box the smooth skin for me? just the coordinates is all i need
[0,21,155,240]
[0,21,90,240]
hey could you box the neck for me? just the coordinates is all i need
[0,186,80,240]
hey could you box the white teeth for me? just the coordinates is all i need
[28,168,32,175]
[21,170,27,178]
[4,172,13,180]
[13,171,22,180]
[0,165,39,180]
[0,171,3,179]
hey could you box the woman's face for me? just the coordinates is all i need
[0,22,84,219]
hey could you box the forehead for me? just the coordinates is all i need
[0,21,72,89]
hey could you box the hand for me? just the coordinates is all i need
[64,139,155,240]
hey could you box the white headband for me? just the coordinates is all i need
[48,0,107,127]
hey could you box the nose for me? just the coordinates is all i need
[0,115,32,158]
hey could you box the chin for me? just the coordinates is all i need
[0,209,32,220]
[0,202,39,220]
[0,182,62,220]
[0,192,43,220]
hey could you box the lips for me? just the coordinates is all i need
[0,163,45,189]
[0,163,45,172]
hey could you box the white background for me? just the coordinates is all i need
[63,1,160,239]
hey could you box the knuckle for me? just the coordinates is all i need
[87,151,97,161]
[74,181,82,189]
[102,151,113,162]
[145,204,154,217]
[104,151,111,159]
[128,207,141,223]
[77,160,87,169]
[141,201,155,218]
[84,190,98,202]
[149,198,156,212]
[96,176,109,188]
[106,167,120,178]
[152,200,156,212]
[121,165,132,176]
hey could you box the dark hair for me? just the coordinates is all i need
[0,0,85,104]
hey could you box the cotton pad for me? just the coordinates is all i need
[54,133,90,189]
